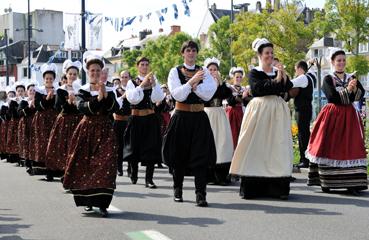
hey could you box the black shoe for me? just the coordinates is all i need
[117,170,123,176]
[196,193,208,207]
[322,187,331,193]
[26,168,34,176]
[174,188,183,202]
[42,175,54,182]
[99,208,108,217]
[348,189,361,196]
[130,177,137,184]
[296,161,309,168]
[145,181,157,189]
[84,206,93,212]
[280,195,289,200]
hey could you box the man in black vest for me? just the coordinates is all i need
[289,61,315,168]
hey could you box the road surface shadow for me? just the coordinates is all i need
[288,192,369,207]
[0,224,32,235]
[0,236,30,240]
[113,191,171,199]
[0,209,32,237]
[209,202,340,215]
[109,211,224,227]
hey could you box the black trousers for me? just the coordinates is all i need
[295,108,312,164]
[113,120,128,173]
[130,162,155,183]
[172,167,207,195]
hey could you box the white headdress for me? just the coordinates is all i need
[6,85,15,94]
[111,76,120,82]
[25,79,38,90]
[41,63,58,78]
[14,80,26,89]
[252,38,271,52]
[328,47,345,61]
[229,67,245,78]
[63,59,82,74]
[204,57,220,68]
[83,51,105,72]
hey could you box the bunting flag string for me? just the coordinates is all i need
[172,4,179,19]
[182,0,191,17]
[85,0,192,32]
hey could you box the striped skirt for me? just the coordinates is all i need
[308,163,368,190]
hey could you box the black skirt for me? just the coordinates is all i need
[123,113,162,166]
[162,110,216,173]
[240,177,290,198]
[72,188,114,209]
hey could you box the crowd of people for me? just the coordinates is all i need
[0,39,367,217]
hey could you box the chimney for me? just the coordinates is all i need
[200,33,208,46]
[138,29,152,41]
[211,3,217,11]
[170,25,181,35]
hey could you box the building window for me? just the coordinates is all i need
[23,68,28,77]
[71,52,82,59]
[359,43,368,53]
[313,49,323,58]
[59,51,67,59]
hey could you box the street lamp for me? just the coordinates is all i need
[15,27,43,80]
[229,2,249,68]
[313,56,323,112]
[3,28,9,85]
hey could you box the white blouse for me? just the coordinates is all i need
[126,75,165,105]
[167,63,217,102]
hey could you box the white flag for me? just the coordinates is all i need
[87,15,103,50]
[63,13,80,50]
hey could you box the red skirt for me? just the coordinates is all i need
[6,118,20,154]
[226,105,243,149]
[63,115,117,191]
[30,109,58,163]
[161,112,171,136]
[17,116,34,159]
[306,103,367,166]
[45,114,82,172]
[0,120,8,153]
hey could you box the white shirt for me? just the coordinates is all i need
[292,70,317,88]
[291,74,309,88]
[126,75,165,105]
[167,63,217,102]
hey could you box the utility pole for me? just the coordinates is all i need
[230,0,234,68]
[28,0,31,79]
[315,56,322,112]
[81,0,87,85]
[4,29,9,85]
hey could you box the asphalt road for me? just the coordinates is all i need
[1,160,368,240]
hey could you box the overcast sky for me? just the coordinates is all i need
[0,0,326,51]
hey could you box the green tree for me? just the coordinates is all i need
[346,55,369,76]
[230,3,315,76]
[202,16,232,78]
[121,49,142,78]
[324,0,369,55]
[142,32,196,83]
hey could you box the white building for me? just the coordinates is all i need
[0,9,64,46]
